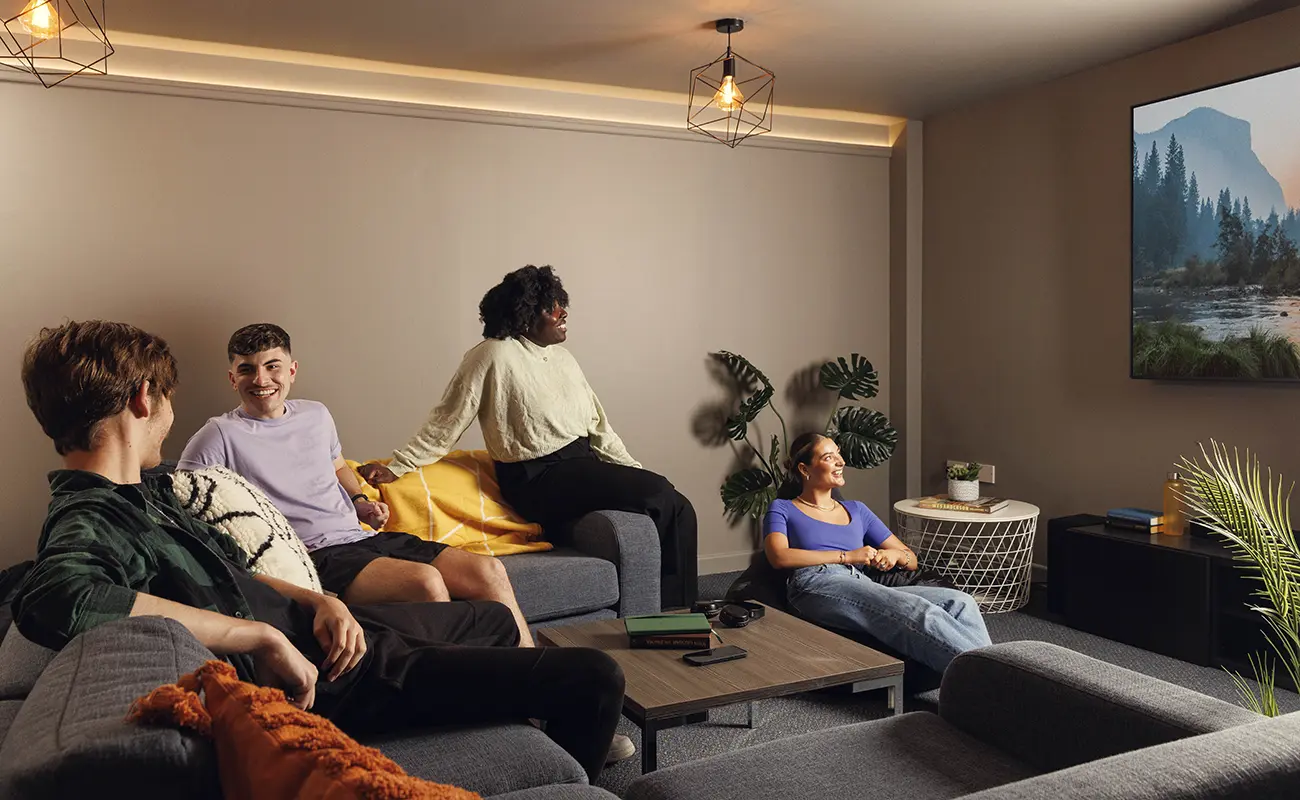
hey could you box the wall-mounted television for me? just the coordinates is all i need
[1132,63,1300,381]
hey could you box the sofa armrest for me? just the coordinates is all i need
[0,616,220,800]
[961,712,1300,800]
[939,641,1261,773]
[0,623,56,701]
[569,511,661,617]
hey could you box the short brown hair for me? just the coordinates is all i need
[227,323,291,362]
[22,321,179,456]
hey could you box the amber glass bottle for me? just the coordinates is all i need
[1162,471,1187,536]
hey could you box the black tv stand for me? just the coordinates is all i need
[1046,514,1290,689]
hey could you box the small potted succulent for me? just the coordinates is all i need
[946,462,982,502]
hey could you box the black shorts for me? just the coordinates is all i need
[311,531,449,595]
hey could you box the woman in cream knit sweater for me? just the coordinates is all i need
[359,265,697,609]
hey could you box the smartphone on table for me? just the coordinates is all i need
[682,645,748,666]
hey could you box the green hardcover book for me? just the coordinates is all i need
[624,613,712,636]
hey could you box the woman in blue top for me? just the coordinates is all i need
[765,433,991,673]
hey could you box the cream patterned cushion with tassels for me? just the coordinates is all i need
[171,465,323,593]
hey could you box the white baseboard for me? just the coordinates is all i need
[698,551,756,575]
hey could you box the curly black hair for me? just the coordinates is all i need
[479,265,570,340]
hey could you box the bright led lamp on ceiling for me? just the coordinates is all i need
[1,0,112,87]
[687,18,774,147]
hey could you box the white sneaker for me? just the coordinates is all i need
[606,733,636,764]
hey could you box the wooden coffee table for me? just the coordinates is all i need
[538,604,903,773]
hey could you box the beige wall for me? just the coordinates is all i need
[0,80,891,571]
[923,7,1300,564]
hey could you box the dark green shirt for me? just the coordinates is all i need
[13,469,261,666]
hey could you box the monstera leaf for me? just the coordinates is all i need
[720,467,776,522]
[711,351,775,442]
[820,354,880,400]
[829,406,897,469]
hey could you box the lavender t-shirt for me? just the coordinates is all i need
[178,399,372,551]
[763,499,893,552]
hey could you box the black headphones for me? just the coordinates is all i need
[692,599,766,627]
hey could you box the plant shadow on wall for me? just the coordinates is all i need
[1179,441,1300,717]
[692,352,898,547]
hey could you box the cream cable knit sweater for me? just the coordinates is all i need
[388,337,640,478]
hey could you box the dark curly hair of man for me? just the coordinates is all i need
[479,265,570,340]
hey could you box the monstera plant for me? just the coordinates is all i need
[711,351,898,521]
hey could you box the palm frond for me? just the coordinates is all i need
[1226,654,1279,717]
[1178,440,1300,714]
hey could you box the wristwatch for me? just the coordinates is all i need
[349,493,367,504]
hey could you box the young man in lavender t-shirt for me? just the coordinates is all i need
[178,323,535,647]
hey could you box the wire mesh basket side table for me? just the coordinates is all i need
[892,499,1041,614]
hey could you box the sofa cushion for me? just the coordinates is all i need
[503,549,618,622]
[493,787,620,799]
[0,623,56,700]
[365,722,587,796]
[960,712,1300,800]
[940,641,1263,774]
[0,699,22,746]
[625,712,1038,800]
[0,616,219,800]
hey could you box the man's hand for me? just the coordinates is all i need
[249,623,319,710]
[311,595,367,682]
[358,462,399,486]
[354,499,390,530]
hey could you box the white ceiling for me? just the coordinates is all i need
[89,0,1298,118]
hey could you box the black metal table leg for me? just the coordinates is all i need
[641,721,658,773]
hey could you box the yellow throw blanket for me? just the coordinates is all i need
[345,451,551,556]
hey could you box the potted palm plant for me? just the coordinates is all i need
[710,351,897,521]
[1178,441,1300,716]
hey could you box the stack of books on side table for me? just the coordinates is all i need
[917,495,1010,514]
[1106,507,1164,533]
[624,613,714,649]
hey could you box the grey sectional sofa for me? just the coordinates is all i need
[625,640,1300,799]
[0,509,660,799]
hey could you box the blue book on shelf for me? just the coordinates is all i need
[1106,507,1163,524]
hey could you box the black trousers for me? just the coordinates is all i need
[495,437,699,609]
[290,600,624,783]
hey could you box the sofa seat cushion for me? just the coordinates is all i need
[0,699,22,747]
[503,549,618,622]
[625,712,1039,800]
[0,616,219,800]
[0,624,56,701]
[365,722,587,796]
[493,787,620,799]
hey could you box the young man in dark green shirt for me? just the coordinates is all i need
[12,320,626,782]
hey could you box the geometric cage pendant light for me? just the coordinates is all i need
[1,0,112,88]
[687,18,774,147]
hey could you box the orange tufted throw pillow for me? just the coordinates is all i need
[129,660,480,800]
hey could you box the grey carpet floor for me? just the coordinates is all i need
[592,571,1299,797]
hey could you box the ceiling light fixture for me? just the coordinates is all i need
[1,0,112,88]
[687,18,774,148]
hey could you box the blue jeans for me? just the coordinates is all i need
[787,564,992,674]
